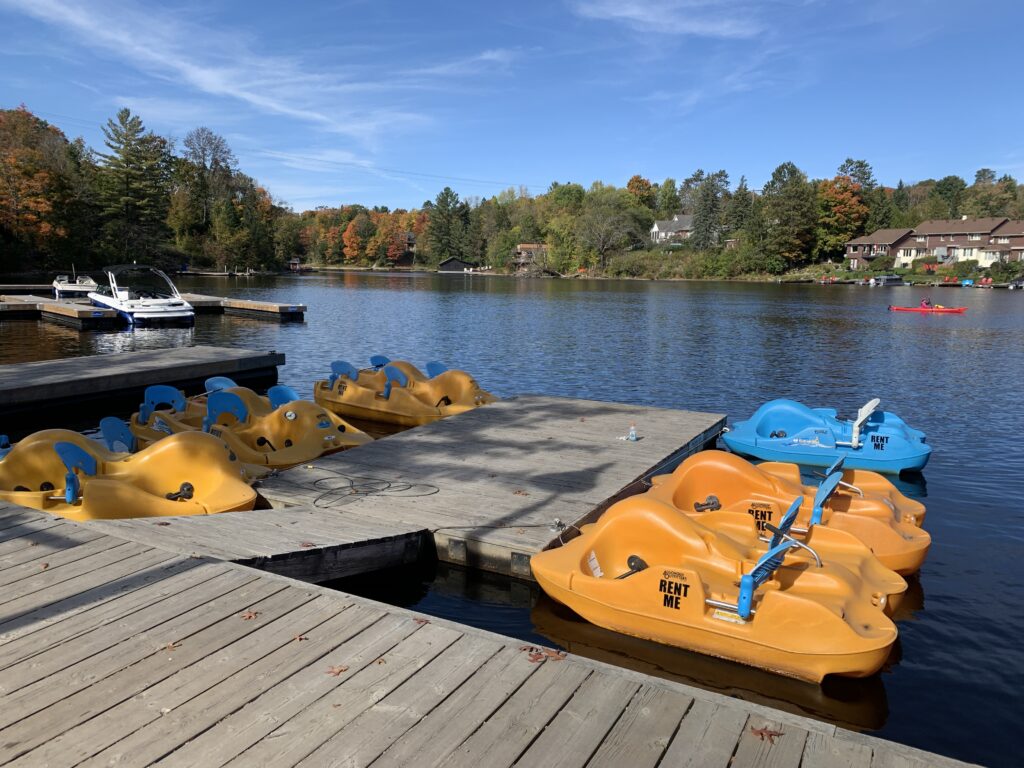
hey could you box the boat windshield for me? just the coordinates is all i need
[108,268,180,300]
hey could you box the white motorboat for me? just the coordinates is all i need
[52,274,98,299]
[88,264,194,326]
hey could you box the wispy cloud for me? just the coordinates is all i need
[0,0,426,143]
[408,48,520,77]
[570,0,766,39]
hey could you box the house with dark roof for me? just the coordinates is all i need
[650,214,694,243]
[894,217,1009,267]
[844,228,913,270]
[979,220,1024,266]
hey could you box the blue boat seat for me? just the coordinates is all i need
[0,434,10,460]
[55,442,98,504]
[329,360,360,387]
[99,417,137,452]
[205,376,238,393]
[425,361,448,378]
[737,538,804,619]
[380,365,409,400]
[139,385,186,423]
[203,391,249,432]
[810,471,844,526]
[267,384,301,409]
[369,355,391,370]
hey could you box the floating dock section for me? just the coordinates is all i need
[180,293,306,321]
[0,501,977,767]
[0,345,283,433]
[92,396,726,581]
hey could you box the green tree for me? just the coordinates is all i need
[425,186,468,263]
[655,177,681,218]
[762,162,817,266]
[837,158,876,191]
[726,176,753,234]
[690,170,729,250]
[931,175,967,218]
[96,108,172,261]
[626,174,656,210]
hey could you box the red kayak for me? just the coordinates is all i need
[889,306,967,314]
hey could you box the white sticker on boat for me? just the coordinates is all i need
[587,550,603,578]
[712,609,746,625]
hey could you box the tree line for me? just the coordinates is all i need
[3,105,1024,276]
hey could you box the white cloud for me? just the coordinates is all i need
[408,48,520,77]
[0,0,427,143]
[570,0,766,38]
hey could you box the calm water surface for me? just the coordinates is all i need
[2,273,1021,766]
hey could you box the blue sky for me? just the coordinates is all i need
[2,0,1022,211]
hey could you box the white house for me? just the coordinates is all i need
[650,214,694,244]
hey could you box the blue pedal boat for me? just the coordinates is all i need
[722,398,931,474]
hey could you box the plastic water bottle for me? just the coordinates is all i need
[627,422,637,442]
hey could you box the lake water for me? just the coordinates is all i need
[2,273,1021,766]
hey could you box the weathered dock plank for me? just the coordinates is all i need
[0,508,980,768]
[256,395,726,578]
[0,345,283,430]
[179,292,306,321]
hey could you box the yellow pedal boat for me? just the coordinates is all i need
[0,429,255,521]
[313,357,497,427]
[129,380,371,469]
[530,496,902,682]
[648,451,930,575]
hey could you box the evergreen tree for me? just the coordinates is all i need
[865,187,894,231]
[931,175,967,218]
[425,186,468,263]
[725,176,753,234]
[96,108,171,261]
[837,158,876,191]
[690,170,729,250]
[762,162,817,267]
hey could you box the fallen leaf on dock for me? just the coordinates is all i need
[154,521,171,526]
[413,618,430,625]
[374,657,387,665]
[40,562,49,570]
[294,635,308,642]
[299,541,316,548]
[513,489,529,496]
[750,726,784,744]
[240,610,261,621]
[165,641,182,651]
[326,665,349,676]
[579,417,586,422]
[527,652,545,663]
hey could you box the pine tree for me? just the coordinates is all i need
[426,187,468,263]
[762,162,817,266]
[655,177,681,218]
[690,170,729,250]
[96,108,171,261]
[725,176,753,234]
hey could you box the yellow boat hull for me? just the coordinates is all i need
[0,430,255,521]
[531,498,899,682]
[313,361,496,427]
[649,451,930,575]
[130,386,371,469]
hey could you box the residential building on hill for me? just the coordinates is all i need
[650,214,694,243]
[893,217,1008,267]
[844,228,913,270]
[979,220,1024,265]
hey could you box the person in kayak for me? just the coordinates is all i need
[920,297,933,308]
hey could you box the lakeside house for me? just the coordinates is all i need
[650,214,694,243]
[844,228,913,270]
[845,217,1024,269]
[513,242,548,272]
[438,257,477,273]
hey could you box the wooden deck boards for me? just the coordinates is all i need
[0,508,978,767]
[256,395,726,578]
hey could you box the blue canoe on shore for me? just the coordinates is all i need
[722,398,931,474]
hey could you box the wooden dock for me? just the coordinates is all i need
[0,346,283,432]
[180,293,306,321]
[0,501,976,767]
[0,294,119,329]
[95,397,726,581]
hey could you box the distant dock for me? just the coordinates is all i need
[0,346,282,433]
[0,292,305,329]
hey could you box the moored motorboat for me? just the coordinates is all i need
[52,274,98,299]
[889,305,967,313]
[313,356,497,427]
[530,495,902,682]
[129,379,371,469]
[88,264,194,326]
[648,450,930,574]
[0,429,255,521]
[722,398,931,474]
